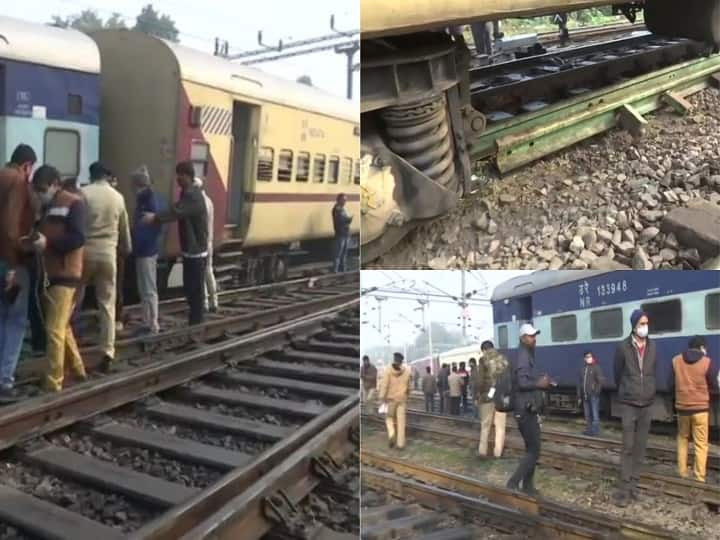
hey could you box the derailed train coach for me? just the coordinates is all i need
[491,270,720,424]
[360,0,720,261]
[0,16,359,292]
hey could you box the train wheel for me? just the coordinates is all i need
[645,0,720,45]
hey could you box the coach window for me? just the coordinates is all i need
[257,147,274,181]
[551,314,577,342]
[353,160,360,185]
[641,299,681,334]
[278,149,293,182]
[498,325,508,349]
[44,129,79,178]
[340,157,352,184]
[328,156,340,184]
[313,154,326,183]
[706,293,720,330]
[591,308,623,339]
[190,141,209,178]
[296,152,310,182]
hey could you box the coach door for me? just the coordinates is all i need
[0,63,5,163]
[506,295,533,348]
[228,100,261,239]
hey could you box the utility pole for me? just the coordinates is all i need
[461,270,467,338]
[334,41,360,99]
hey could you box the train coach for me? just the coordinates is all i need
[491,270,720,424]
[0,16,359,293]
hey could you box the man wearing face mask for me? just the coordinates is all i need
[25,165,87,391]
[612,309,657,507]
[378,352,412,449]
[0,144,37,400]
[669,336,718,483]
[506,323,551,496]
[577,350,604,436]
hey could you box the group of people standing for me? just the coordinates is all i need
[362,308,717,506]
[0,143,219,399]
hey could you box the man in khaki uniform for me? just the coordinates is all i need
[448,365,464,415]
[379,352,412,449]
[475,340,509,457]
[361,355,378,403]
[80,162,131,371]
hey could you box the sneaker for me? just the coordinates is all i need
[209,306,219,314]
[115,322,124,332]
[505,481,520,492]
[0,386,22,403]
[99,355,116,374]
[522,486,541,497]
[388,436,396,449]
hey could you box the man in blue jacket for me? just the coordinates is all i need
[506,323,552,496]
[131,165,162,334]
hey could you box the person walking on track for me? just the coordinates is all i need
[612,309,657,507]
[379,352,411,449]
[361,355,378,403]
[331,193,352,272]
[506,323,551,496]
[81,162,131,373]
[577,350,604,437]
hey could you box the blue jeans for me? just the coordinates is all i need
[583,395,601,435]
[333,236,349,273]
[0,264,30,389]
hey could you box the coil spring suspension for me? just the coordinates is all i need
[380,94,458,192]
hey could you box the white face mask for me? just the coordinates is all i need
[635,325,649,338]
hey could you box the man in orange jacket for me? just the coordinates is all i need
[669,336,718,483]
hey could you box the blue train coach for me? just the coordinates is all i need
[491,271,720,424]
[0,16,100,182]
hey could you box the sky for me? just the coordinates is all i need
[8,0,359,101]
[361,270,531,351]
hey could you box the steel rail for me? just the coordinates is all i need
[0,297,359,451]
[16,273,359,379]
[363,414,720,506]
[470,53,720,172]
[400,403,720,470]
[361,451,687,540]
[163,408,359,540]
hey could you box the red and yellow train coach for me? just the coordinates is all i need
[93,30,359,289]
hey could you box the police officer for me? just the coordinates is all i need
[506,323,552,496]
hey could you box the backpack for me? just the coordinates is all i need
[492,363,514,412]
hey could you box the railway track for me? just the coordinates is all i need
[362,412,720,507]
[16,272,359,385]
[401,401,720,470]
[0,297,359,539]
[362,451,684,540]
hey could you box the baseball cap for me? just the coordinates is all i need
[519,323,540,337]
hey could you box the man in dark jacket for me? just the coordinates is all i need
[507,323,551,496]
[577,350,604,436]
[132,165,162,334]
[459,361,470,414]
[331,193,352,272]
[669,336,718,483]
[421,366,437,412]
[437,363,450,414]
[612,309,657,507]
[143,161,207,325]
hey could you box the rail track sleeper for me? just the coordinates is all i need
[143,401,292,441]
[253,359,359,386]
[168,407,358,540]
[0,484,126,540]
[411,528,474,540]
[361,512,444,540]
[281,349,361,367]
[177,384,327,419]
[88,421,253,470]
[213,373,355,400]
[360,504,412,525]
[21,445,199,508]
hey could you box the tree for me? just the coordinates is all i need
[51,10,107,32]
[134,4,179,42]
[105,13,128,30]
[297,75,313,86]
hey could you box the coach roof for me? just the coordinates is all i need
[491,270,610,302]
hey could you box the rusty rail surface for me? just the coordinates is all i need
[17,272,359,379]
[361,450,686,540]
[400,402,720,470]
[363,413,720,507]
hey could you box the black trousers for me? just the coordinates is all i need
[183,257,207,326]
[27,260,46,353]
[508,412,541,490]
[461,390,469,413]
[450,396,461,415]
[439,391,447,414]
[424,393,435,413]
[619,403,652,491]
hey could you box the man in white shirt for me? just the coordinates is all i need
[194,178,218,313]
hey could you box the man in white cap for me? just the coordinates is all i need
[506,322,552,496]
[193,178,218,313]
